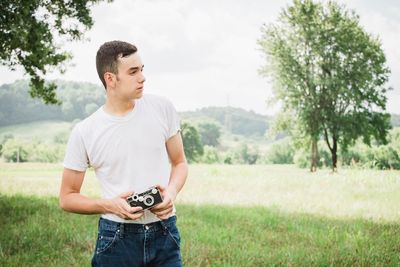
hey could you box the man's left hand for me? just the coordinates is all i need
[150,185,176,220]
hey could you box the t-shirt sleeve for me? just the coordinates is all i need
[165,99,181,140]
[63,124,89,172]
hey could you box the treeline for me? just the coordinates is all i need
[0,80,105,126]
[181,107,271,137]
[265,128,400,170]
[180,119,400,169]
[1,120,399,169]
[0,136,65,163]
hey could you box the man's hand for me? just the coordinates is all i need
[101,191,144,220]
[150,185,176,220]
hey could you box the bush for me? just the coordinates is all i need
[28,143,65,163]
[265,138,294,164]
[234,143,259,165]
[181,121,204,163]
[200,145,220,164]
[340,128,400,170]
[294,141,331,168]
[1,138,30,162]
[367,146,400,170]
[1,138,64,163]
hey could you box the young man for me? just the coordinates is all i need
[59,40,188,267]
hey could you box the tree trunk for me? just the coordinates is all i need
[324,128,338,172]
[331,136,337,172]
[310,139,318,172]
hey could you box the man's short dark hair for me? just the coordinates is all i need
[96,41,138,89]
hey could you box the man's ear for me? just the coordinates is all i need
[104,72,116,90]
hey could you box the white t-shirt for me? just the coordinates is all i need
[63,94,181,224]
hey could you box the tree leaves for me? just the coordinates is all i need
[0,0,108,104]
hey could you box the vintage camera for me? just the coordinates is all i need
[126,186,163,210]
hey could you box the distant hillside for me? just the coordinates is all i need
[0,80,398,137]
[181,107,271,137]
[0,80,105,126]
[0,120,72,144]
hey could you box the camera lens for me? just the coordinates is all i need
[143,195,154,206]
[132,195,138,201]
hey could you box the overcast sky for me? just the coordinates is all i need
[0,0,399,115]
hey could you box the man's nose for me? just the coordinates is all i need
[139,73,146,83]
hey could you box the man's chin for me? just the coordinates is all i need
[132,90,144,99]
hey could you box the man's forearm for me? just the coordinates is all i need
[168,161,188,199]
[59,193,109,215]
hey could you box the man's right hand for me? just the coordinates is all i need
[101,192,144,220]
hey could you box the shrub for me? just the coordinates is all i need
[2,138,30,162]
[266,138,294,164]
[200,145,220,164]
[294,141,331,168]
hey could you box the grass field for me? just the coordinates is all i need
[1,163,400,266]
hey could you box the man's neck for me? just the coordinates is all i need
[104,98,135,116]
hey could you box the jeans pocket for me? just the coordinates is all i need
[95,229,119,255]
[166,225,181,249]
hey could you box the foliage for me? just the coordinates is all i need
[181,122,203,163]
[200,145,220,164]
[294,141,331,168]
[259,0,391,171]
[0,0,109,104]
[222,152,234,164]
[341,128,400,170]
[1,137,64,163]
[266,138,295,164]
[181,106,270,137]
[198,122,221,147]
[234,143,259,165]
[1,138,30,162]
[292,128,400,170]
[367,146,400,170]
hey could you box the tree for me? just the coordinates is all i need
[259,0,391,171]
[181,122,203,163]
[0,0,109,104]
[2,138,29,162]
[198,122,221,147]
[235,143,259,165]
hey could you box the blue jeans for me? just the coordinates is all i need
[91,216,182,267]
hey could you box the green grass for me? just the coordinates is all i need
[1,195,399,267]
[1,163,400,266]
[2,163,400,222]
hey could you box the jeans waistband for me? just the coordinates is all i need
[98,215,177,234]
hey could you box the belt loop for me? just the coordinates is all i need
[159,220,168,235]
